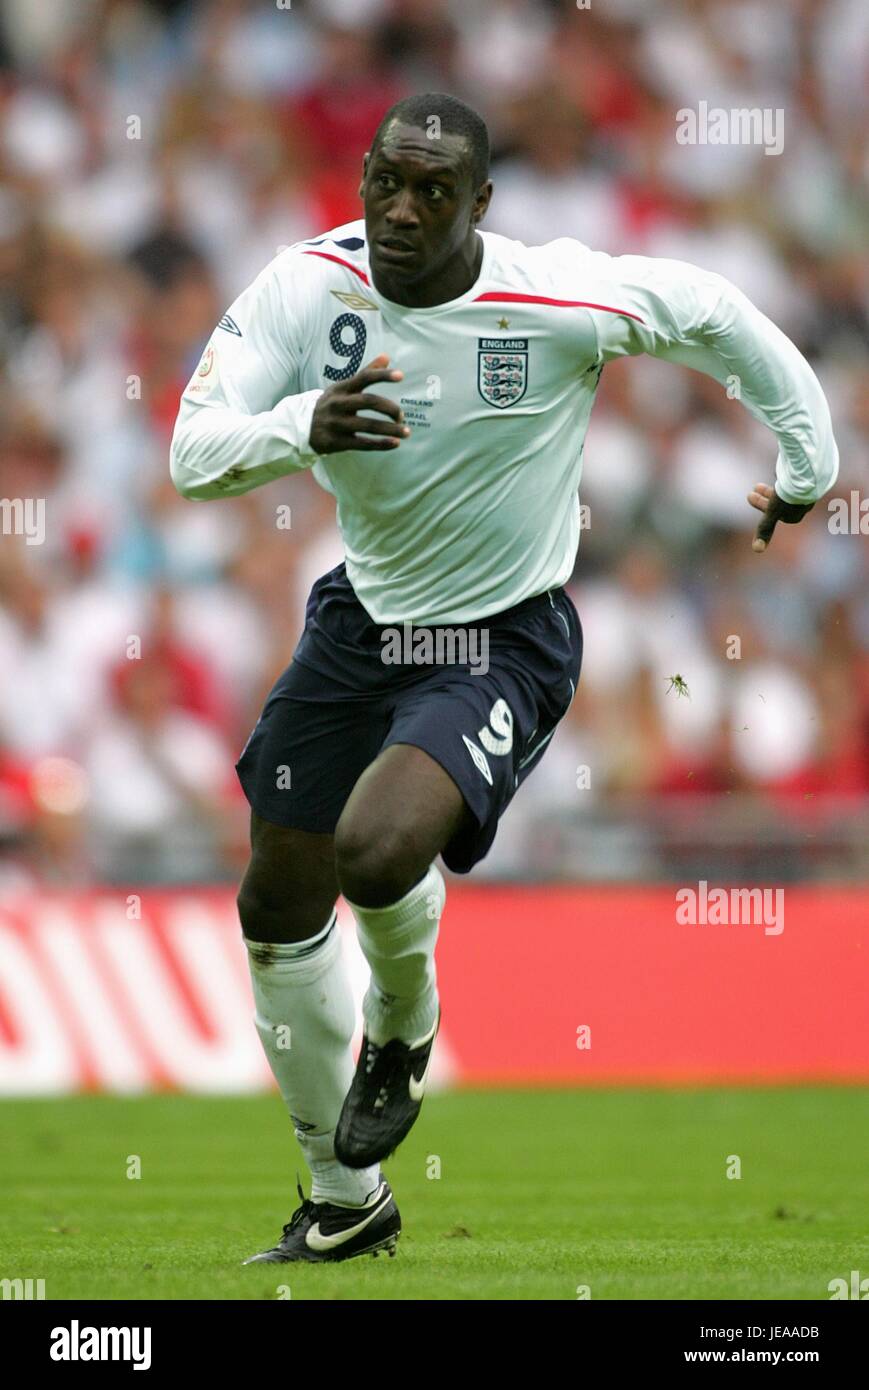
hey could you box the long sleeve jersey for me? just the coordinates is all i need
[170,218,839,626]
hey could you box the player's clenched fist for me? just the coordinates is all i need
[309,354,411,454]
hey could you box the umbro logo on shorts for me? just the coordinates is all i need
[462,735,493,785]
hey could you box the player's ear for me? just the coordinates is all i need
[472,180,493,226]
[359,152,370,198]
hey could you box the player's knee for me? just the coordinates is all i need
[237,872,333,945]
[237,878,268,938]
[236,875,286,942]
[333,816,421,908]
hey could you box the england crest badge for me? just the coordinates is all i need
[477,337,529,408]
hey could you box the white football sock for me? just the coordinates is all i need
[348,863,445,1045]
[244,912,380,1207]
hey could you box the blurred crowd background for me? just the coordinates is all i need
[0,0,867,889]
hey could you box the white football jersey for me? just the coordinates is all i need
[170,218,838,625]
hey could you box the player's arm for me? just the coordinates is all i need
[169,256,323,500]
[170,259,407,501]
[582,248,839,548]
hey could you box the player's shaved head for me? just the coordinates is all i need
[362,93,493,306]
[369,93,490,190]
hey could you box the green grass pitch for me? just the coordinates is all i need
[2,1088,866,1300]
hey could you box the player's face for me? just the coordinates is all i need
[361,124,490,289]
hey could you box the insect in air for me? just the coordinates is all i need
[665,674,691,698]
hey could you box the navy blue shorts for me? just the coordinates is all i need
[235,563,582,874]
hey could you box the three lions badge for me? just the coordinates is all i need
[477,337,529,408]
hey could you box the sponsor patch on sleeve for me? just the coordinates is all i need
[186,341,219,396]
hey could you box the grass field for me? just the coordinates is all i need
[2,1088,867,1300]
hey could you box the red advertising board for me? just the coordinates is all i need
[0,887,866,1092]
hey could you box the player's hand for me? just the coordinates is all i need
[747,482,814,552]
[309,354,410,454]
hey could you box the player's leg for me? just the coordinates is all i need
[331,743,473,1167]
[233,564,406,1259]
[334,742,469,1047]
[237,813,377,1200]
[237,812,339,942]
[335,742,472,908]
[332,587,583,1168]
[238,812,400,1262]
